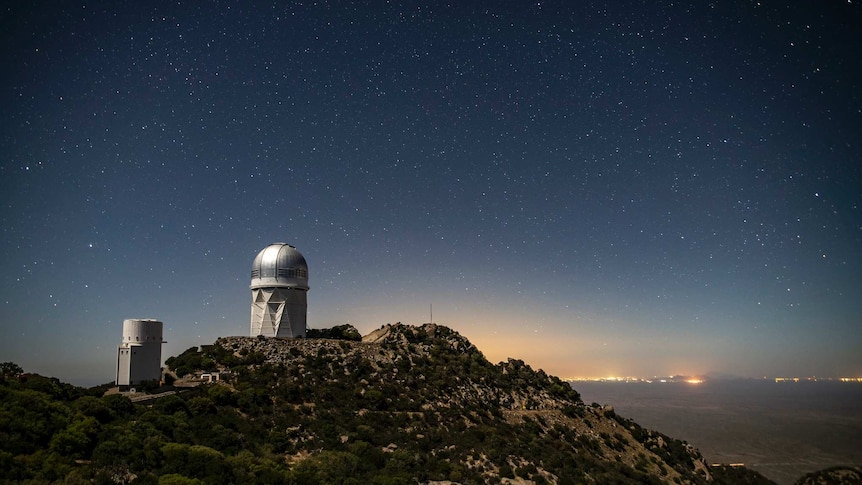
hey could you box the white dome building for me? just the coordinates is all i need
[249,243,309,338]
[116,318,165,389]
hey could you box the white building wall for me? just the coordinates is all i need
[116,319,165,387]
[116,347,132,386]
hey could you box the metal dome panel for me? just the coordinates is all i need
[250,243,309,290]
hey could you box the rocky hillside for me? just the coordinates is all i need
[1,323,782,484]
[204,323,721,484]
[793,466,862,485]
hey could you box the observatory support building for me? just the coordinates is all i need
[116,318,165,389]
[250,243,309,338]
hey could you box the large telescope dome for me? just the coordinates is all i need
[250,243,309,290]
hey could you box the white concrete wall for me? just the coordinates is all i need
[117,319,164,386]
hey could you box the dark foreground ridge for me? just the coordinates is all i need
[794,466,862,485]
[1,323,839,484]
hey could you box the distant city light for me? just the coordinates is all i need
[774,376,862,383]
[567,375,708,384]
[567,376,862,384]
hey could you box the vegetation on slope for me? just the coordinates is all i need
[794,465,862,485]
[0,324,780,484]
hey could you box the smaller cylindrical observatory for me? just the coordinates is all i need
[116,318,165,389]
[250,243,309,338]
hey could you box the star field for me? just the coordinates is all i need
[1,1,860,385]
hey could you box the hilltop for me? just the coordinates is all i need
[1,323,779,484]
[169,323,736,484]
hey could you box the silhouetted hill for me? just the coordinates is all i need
[794,466,862,485]
[173,323,751,484]
[0,324,783,484]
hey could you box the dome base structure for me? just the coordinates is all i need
[250,287,307,338]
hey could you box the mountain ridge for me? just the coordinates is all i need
[201,322,723,484]
[1,323,782,484]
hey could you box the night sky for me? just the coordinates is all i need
[2,1,860,386]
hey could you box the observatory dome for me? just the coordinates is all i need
[250,243,309,290]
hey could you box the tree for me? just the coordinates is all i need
[158,474,204,485]
[0,386,71,454]
[0,362,23,379]
[102,393,136,419]
[292,451,361,484]
[74,396,112,423]
[161,443,230,484]
[49,416,100,458]
[307,324,361,341]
